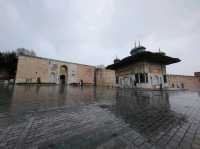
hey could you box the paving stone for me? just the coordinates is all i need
[1,87,200,149]
[133,137,145,147]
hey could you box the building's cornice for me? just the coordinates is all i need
[18,55,96,68]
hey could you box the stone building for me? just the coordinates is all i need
[167,74,200,90]
[16,55,96,85]
[107,45,180,89]
[15,55,116,86]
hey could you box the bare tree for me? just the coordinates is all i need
[16,48,36,56]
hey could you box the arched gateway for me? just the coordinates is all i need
[59,65,68,85]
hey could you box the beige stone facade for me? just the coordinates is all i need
[114,62,168,89]
[15,55,96,85]
[76,64,95,85]
[167,74,200,90]
[95,69,116,87]
[16,56,49,83]
[15,55,116,86]
[106,45,181,89]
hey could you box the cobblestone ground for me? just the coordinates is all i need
[0,85,200,149]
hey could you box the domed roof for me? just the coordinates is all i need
[130,45,146,56]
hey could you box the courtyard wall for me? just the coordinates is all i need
[16,56,49,83]
[167,74,200,90]
[95,69,116,87]
[15,55,95,85]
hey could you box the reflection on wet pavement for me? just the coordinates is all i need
[0,85,200,149]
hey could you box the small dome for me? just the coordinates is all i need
[130,45,146,56]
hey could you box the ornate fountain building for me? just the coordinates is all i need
[107,45,180,89]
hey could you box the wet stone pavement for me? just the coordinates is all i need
[0,85,200,149]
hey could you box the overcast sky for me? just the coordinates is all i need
[0,0,200,75]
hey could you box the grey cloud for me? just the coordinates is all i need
[0,0,200,75]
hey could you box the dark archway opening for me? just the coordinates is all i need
[59,65,68,85]
[60,75,65,84]
[37,77,41,84]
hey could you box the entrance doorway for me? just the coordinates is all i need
[59,65,68,85]
[60,75,66,84]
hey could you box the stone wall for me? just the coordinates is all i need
[16,56,49,83]
[15,55,95,85]
[76,64,95,85]
[167,74,200,90]
[95,69,116,87]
